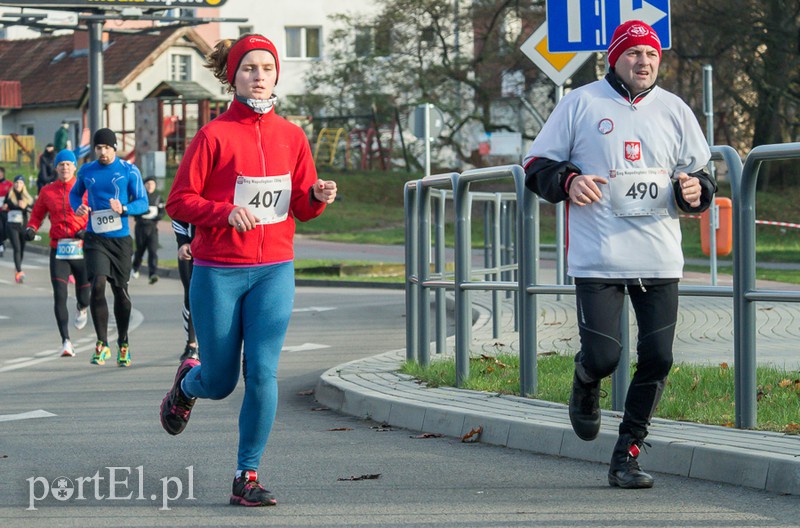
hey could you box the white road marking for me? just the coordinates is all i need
[282,343,330,353]
[0,410,56,422]
[292,306,336,313]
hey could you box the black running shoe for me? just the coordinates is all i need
[568,371,601,441]
[160,358,199,435]
[178,344,199,363]
[230,471,277,507]
[608,434,654,489]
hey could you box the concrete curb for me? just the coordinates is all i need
[316,349,800,495]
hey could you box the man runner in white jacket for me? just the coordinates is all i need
[523,20,717,489]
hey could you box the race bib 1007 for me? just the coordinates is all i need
[233,174,291,225]
[608,167,671,217]
[56,238,83,260]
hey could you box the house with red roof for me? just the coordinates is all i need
[0,25,224,161]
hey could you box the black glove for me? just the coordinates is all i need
[23,227,36,242]
[74,229,86,240]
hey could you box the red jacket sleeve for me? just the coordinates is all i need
[166,130,236,228]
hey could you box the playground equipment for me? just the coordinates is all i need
[314,127,347,168]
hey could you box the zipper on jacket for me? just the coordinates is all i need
[255,115,266,263]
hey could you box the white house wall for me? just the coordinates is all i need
[215,0,379,97]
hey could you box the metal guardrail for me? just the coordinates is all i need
[405,144,798,429]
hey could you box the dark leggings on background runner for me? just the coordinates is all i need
[6,224,25,272]
[49,249,91,341]
[90,275,132,345]
[178,257,196,345]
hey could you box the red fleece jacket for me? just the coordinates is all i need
[166,99,326,265]
[27,178,88,248]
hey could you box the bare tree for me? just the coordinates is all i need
[669,0,800,188]
[288,0,549,168]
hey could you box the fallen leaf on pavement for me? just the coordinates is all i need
[462,426,482,443]
[337,473,381,481]
[371,423,394,432]
[297,389,314,396]
[411,433,443,439]
[328,427,354,431]
[311,407,330,412]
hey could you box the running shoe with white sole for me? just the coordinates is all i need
[74,306,88,330]
[229,471,277,507]
[60,339,75,357]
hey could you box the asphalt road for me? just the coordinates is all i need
[0,253,797,527]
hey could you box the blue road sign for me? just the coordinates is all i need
[546,0,670,53]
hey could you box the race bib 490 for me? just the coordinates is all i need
[608,168,671,217]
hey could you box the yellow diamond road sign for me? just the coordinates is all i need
[521,23,593,87]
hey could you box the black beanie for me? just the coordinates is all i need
[93,128,117,150]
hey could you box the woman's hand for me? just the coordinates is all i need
[313,180,337,204]
[228,206,259,233]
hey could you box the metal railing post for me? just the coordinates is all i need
[518,168,539,396]
[416,183,432,367]
[453,173,472,387]
[492,194,502,338]
[434,190,447,355]
[611,294,630,411]
[403,180,420,363]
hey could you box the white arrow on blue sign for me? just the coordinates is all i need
[546,0,670,53]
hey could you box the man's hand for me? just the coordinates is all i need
[23,227,36,242]
[109,198,123,214]
[569,175,608,206]
[75,204,91,217]
[677,172,702,208]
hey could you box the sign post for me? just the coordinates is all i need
[409,104,444,177]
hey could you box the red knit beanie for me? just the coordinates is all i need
[226,35,280,86]
[607,20,662,69]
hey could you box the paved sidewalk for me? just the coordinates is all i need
[316,288,800,496]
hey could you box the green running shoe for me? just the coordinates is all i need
[117,343,131,367]
[91,341,111,365]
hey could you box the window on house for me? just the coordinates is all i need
[501,12,523,45]
[239,25,254,36]
[170,54,191,81]
[355,27,372,57]
[421,26,436,45]
[285,27,321,59]
[355,23,392,58]
[20,124,34,136]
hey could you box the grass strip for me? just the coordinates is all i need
[400,353,800,434]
